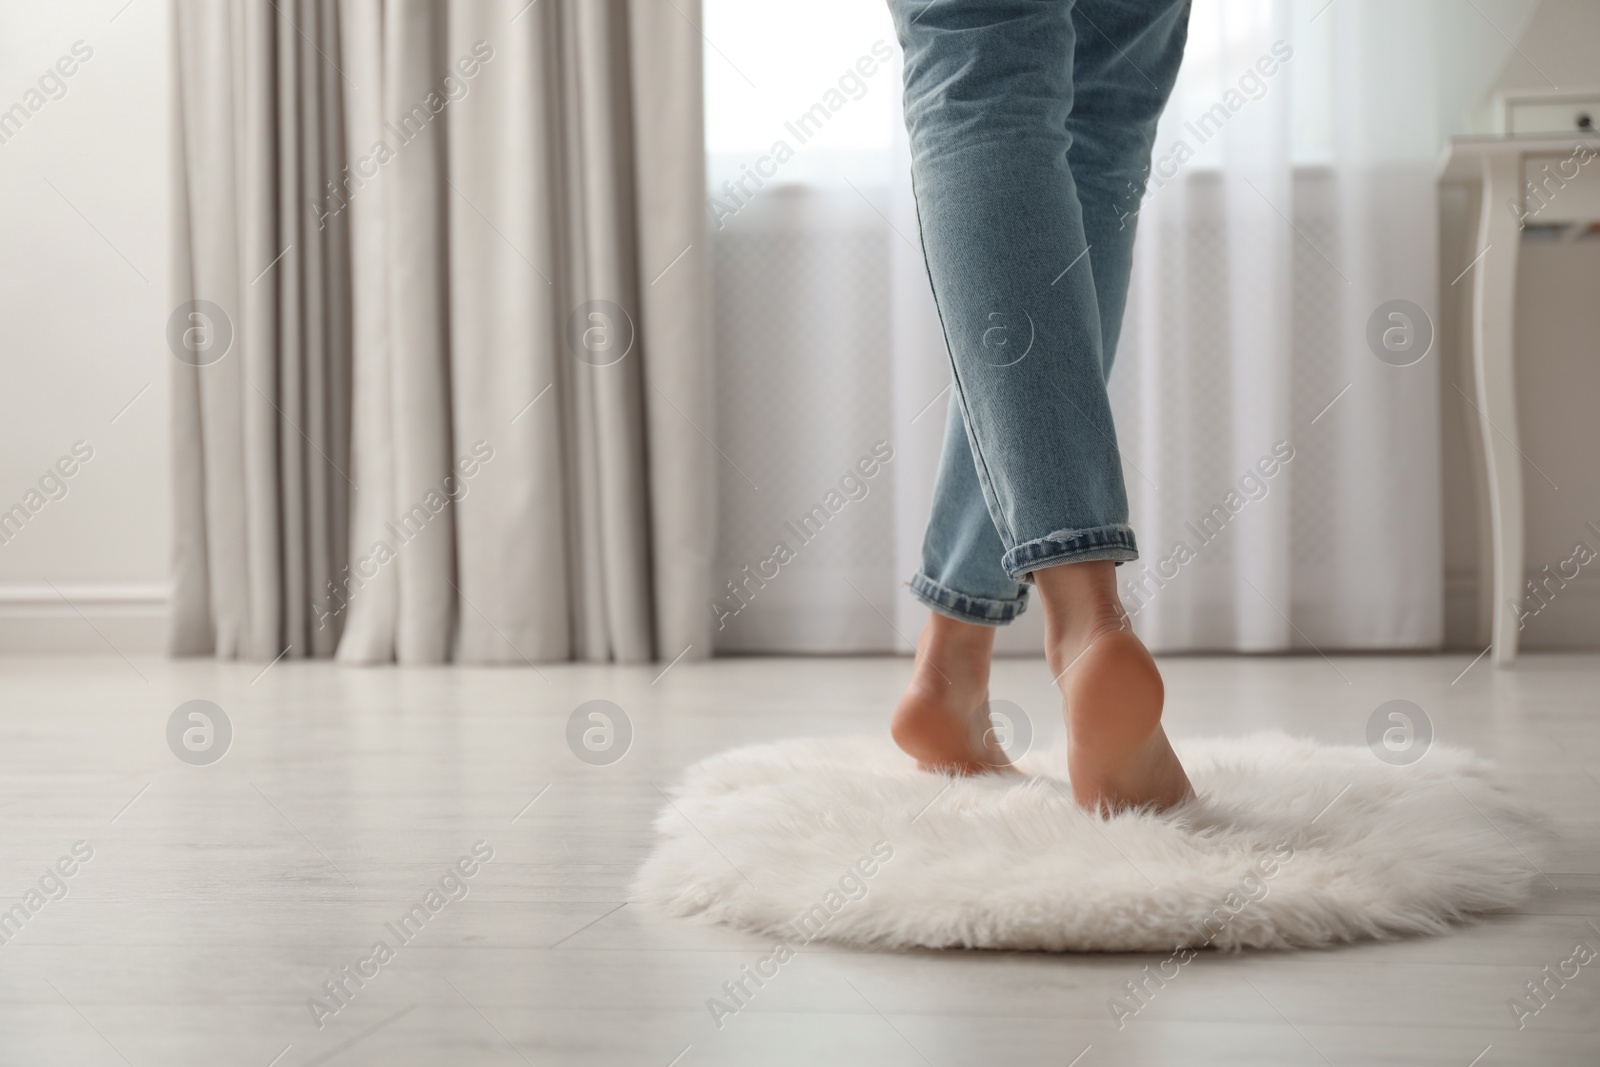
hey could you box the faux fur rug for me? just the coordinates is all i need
[633,732,1546,952]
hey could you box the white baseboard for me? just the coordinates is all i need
[0,582,169,655]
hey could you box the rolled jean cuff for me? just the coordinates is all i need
[909,571,1029,626]
[1003,524,1139,582]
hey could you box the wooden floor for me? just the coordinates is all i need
[0,651,1596,1066]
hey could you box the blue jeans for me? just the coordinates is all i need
[891,0,1190,625]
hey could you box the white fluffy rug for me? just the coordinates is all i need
[633,732,1546,952]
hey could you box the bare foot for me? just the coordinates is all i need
[891,612,1015,774]
[1034,562,1193,814]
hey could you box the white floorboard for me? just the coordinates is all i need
[0,652,1595,1066]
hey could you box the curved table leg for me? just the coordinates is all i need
[1471,154,1525,667]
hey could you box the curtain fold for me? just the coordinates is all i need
[629,0,717,665]
[170,0,714,664]
[171,0,349,661]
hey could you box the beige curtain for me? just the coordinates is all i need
[169,0,714,664]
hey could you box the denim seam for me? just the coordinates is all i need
[906,171,1021,551]
[909,571,1027,626]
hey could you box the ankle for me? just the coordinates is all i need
[1031,561,1132,674]
[909,613,994,693]
[918,612,995,660]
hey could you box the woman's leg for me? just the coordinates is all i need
[891,393,1024,774]
[888,0,1192,809]
[1048,0,1191,809]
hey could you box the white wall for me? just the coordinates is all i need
[0,0,171,652]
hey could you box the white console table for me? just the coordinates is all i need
[1440,134,1599,666]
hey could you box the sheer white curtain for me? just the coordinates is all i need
[1108,0,1446,651]
[710,0,1459,654]
[706,0,905,652]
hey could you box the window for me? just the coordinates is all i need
[703,0,901,194]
